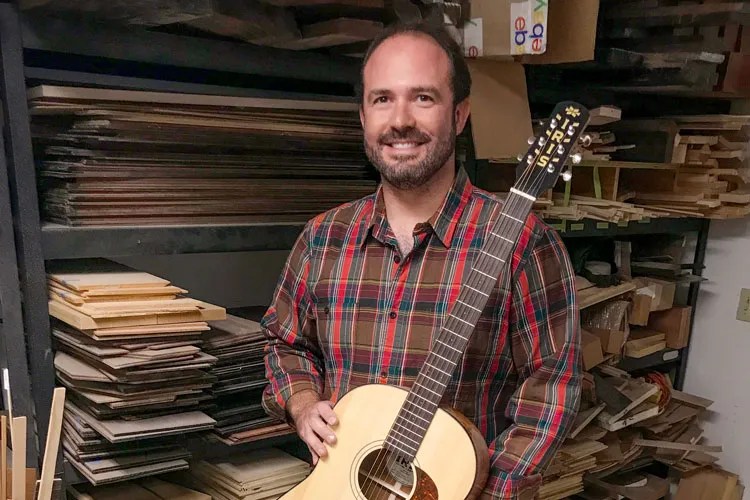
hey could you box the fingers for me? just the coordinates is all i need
[308,446,319,466]
[300,425,328,459]
[310,413,337,445]
[318,402,338,427]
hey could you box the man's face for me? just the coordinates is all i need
[360,34,469,190]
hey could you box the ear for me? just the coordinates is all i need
[454,98,470,135]
[359,104,365,129]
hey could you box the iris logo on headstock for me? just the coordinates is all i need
[533,112,582,168]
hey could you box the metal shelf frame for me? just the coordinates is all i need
[0,0,712,488]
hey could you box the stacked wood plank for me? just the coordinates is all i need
[69,477,211,500]
[28,85,377,226]
[49,259,224,485]
[201,315,294,445]
[178,448,311,500]
[20,0,396,52]
[562,0,750,95]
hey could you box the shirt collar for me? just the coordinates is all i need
[362,167,473,249]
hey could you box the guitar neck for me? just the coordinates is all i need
[384,190,536,461]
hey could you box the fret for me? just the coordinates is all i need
[465,284,489,298]
[475,269,494,280]
[386,436,418,453]
[425,362,452,377]
[420,373,442,386]
[414,381,442,398]
[500,212,523,224]
[401,406,432,425]
[432,351,454,365]
[510,187,536,201]
[452,315,474,328]
[394,421,426,438]
[444,327,468,340]
[457,299,481,313]
[436,339,461,353]
[489,231,513,244]
[411,392,438,407]
[480,250,505,263]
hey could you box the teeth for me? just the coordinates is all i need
[391,143,419,149]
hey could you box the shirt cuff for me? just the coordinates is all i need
[261,375,323,424]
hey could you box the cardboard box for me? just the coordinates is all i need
[581,329,605,370]
[467,59,532,159]
[462,0,599,64]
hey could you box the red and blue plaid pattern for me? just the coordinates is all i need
[262,168,581,498]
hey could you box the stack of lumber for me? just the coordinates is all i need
[28,85,377,226]
[597,0,750,95]
[49,259,224,485]
[68,477,211,500]
[178,448,311,500]
[201,315,294,445]
[19,0,403,53]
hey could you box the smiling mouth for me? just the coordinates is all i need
[384,141,426,151]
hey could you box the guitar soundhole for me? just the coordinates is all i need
[356,448,414,499]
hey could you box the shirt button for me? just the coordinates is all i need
[324,306,330,314]
[389,311,397,320]
[394,255,401,264]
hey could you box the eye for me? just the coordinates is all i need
[417,94,433,103]
[374,96,389,104]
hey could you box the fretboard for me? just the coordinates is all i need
[383,191,535,461]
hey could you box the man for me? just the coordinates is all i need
[262,22,581,499]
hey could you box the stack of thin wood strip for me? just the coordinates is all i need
[176,448,311,500]
[49,259,224,485]
[28,85,377,226]
[538,439,606,499]
[201,315,294,445]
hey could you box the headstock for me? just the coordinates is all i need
[514,101,591,198]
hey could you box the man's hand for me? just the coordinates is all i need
[287,390,338,465]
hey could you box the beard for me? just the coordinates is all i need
[364,118,456,190]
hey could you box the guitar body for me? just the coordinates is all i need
[280,384,489,500]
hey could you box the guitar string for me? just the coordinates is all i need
[362,114,576,497]
[362,109,583,497]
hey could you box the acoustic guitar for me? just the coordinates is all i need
[280,102,591,500]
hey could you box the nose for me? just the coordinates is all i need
[390,99,416,130]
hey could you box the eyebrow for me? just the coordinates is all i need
[366,86,443,100]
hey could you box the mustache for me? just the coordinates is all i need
[378,127,431,145]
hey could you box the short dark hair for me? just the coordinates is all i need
[357,22,472,107]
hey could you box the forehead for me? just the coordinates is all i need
[362,33,451,91]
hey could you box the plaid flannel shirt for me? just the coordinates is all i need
[262,168,581,498]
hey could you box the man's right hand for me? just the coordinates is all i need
[286,390,338,465]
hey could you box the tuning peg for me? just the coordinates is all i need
[557,145,565,155]
[567,126,576,136]
[538,136,547,146]
[562,168,573,182]
[550,118,558,129]
[580,134,593,147]
[526,154,534,164]
[527,136,536,145]
[571,153,582,164]
[517,153,524,161]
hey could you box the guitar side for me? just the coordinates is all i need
[280,384,489,500]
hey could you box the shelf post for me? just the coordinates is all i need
[0,1,57,468]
